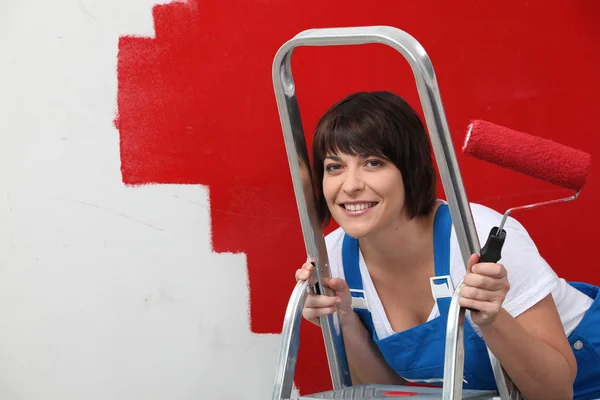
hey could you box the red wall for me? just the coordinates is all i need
[116,0,600,394]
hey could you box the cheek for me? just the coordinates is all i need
[321,179,335,203]
[376,173,405,203]
[322,177,343,206]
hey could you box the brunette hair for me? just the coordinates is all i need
[312,91,437,226]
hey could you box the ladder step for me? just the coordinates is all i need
[298,384,498,400]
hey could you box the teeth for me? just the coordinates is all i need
[344,203,376,211]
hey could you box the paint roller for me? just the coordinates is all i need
[462,119,592,263]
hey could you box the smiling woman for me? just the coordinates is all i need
[295,91,600,400]
[311,91,436,229]
[321,152,406,240]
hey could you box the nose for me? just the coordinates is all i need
[342,168,365,195]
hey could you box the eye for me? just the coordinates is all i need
[325,163,343,173]
[365,159,383,168]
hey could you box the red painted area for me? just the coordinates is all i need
[383,391,419,397]
[116,0,600,394]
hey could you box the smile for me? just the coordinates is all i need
[339,202,378,215]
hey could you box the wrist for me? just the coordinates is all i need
[478,307,509,334]
[338,309,361,328]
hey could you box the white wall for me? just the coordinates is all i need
[0,1,285,398]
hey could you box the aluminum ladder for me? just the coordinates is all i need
[271,26,522,400]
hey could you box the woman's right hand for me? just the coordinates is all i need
[295,261,354,326]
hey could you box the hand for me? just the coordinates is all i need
[459,254,510,327]
[295,261,354,326]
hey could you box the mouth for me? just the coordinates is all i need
[339,202,378,215]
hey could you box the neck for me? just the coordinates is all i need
[358,201,441,273]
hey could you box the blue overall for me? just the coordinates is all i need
[341,203,600,399]
[567,281,600,400]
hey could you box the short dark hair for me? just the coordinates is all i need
[311,91,437,226]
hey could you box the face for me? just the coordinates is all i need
[322,152,407,239]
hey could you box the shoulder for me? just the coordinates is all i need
[324,227,346,278]
[468,202,528,236]
[468,203,548,259]
[325,226,346,252]
[466,203,539,254]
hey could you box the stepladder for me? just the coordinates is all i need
[270,26,523,400]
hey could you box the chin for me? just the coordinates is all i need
[336,221,374,240]
[331,209,384,239]
[345,231,369,240]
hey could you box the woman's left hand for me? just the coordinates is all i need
[459,253,510,327]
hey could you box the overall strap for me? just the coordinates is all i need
[341,203,455,335]
[342,234,377,337]
[431,203,454,317]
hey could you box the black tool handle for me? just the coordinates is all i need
[309,261,323,295]
[479,227,507,263]
[466,227,507,313]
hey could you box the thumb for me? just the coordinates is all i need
[328,278,353,310]
[328,277,349,293]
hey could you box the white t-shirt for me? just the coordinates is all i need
[324,202,593,339]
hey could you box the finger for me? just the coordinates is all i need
[303,306,337,321]
[304,294,340,309]
[459,297,500,315]
[463,273,507,291]
[472,262,507,279]
[301,262,314,272]
[295,262,314,281]
[295,269,311,282]
[467,253,480,272]
[460,286,505,302]
[328,278,349,293]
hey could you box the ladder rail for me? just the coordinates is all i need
[271,25,515,400]
[272,279,310,400]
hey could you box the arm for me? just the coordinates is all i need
[480,297,577,400]
[296,262,404,385]
[338,309,406,385]
[460,255,576,400]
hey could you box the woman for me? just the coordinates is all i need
[295,91,600,400]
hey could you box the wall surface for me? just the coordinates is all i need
[1,0,599,399]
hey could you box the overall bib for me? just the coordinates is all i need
[342,203,600,399]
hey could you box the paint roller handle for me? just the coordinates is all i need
[462,228,506,314]
[479,227,507,264]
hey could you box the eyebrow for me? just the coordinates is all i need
[325,153,376,161]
